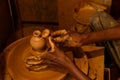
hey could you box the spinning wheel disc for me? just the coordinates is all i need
[5,36,67,80]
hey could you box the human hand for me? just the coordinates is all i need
[41,39,91,80]
[41,45,91,80]
[41,45,74,69]
[51,29,84,47]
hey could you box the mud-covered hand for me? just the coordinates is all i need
[41,45,91,80]
[41,45,74,69]
[42,38,91,80]
[51,29,84,47]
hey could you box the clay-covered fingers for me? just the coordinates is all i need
[48,36,55,52]
[51,29,70,42]
[27,65,47,72]
[53,35,69,42]
[42,29,50,38]
[24,56,42,65]
[51,29,68,37]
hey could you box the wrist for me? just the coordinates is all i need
[67,63,91,80]
[80,33,90,45]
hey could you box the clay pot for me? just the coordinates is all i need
[30,30,46,52]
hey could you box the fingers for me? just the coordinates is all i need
[24,56,42,65]
[24,54,58,71]
[53,35,69,42]
[42,29,50,38]
[47,36,61,53]
[48,36,55,52]
[51,29,68,37]
[27,65,47,72]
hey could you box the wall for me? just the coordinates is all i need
[58,0,112,29]
[17,0,58,23]
[0,0,13,51]
[12,0,59,37]
[110,0,120,19]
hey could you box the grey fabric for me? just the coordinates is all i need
[89,11,120,68]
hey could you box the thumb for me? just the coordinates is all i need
[48,36,56,52]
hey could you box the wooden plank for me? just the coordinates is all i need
[82,46,105,80]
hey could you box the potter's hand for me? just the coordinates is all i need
[41,45,91,80]
[41,44,74,69]
[51,30,84,47]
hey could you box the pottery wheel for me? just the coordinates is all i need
[4,36,88,80]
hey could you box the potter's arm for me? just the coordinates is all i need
[67,62,91,80]
[69,47,91,80]
[41,44,91,80]
[51,25,120,46]
[80,25,120,45]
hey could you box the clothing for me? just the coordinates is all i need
[90,11,120,68]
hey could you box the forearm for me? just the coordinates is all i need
[67,61,91,80]
[81,25,120,45]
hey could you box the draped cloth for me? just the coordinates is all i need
[89,11,120,68]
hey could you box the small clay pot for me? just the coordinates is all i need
[30,30,46,52]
